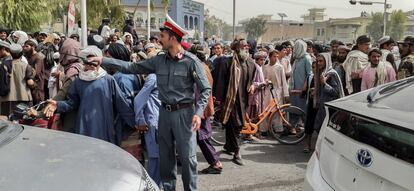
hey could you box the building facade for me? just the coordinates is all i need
[404,15,414,37]
[313,16,371,44]
[314,11,414,44]
[302,8,326,24]
[121,0,204,40]
[239,14,314,43]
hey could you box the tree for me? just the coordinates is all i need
[367,12,385,41]
[389,10,406,41]
[244,17,267,41]
[204,9,232,41]
[73,0,126,31]
[367,10,407,41]
[0,0,50,32]
[49,0,71,24]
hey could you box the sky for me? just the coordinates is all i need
[193,0,414,24]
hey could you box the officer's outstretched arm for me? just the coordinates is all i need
[101,57,156,74]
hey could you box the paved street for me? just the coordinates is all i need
[176,135,313,191]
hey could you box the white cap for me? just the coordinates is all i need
[81,46,103,57]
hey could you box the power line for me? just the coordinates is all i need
[203,2,233,16]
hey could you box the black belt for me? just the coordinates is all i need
[162,102,193,112]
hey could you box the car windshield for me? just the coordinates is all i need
[328,108,414,165]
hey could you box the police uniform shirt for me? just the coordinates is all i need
[102,49,211,117]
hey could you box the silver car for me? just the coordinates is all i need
[0,121,159,191]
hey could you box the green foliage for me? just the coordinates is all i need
[161,0,170,13]
[389,10,406,41]
[49,0,70,24]
[367,10,407,41]
[244,17,267,41]
[204,9,232,41]
[75,0,126,30]
[0,0,50,32]
[367,12,384,41]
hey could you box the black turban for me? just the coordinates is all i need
[107,43,131,61]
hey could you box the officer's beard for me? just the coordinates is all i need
[238,49,249,61]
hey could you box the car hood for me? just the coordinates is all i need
[0,123,149,191]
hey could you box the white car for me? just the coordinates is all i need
[0,120,159,191]
[304,77,414,191]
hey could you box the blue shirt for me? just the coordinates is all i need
[134,74,160,128]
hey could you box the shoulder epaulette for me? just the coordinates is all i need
[184,51,203,64]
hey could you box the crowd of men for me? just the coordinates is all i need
[1,14,414,190]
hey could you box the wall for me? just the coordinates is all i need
[260,21,314,43]
[121,0,204,40]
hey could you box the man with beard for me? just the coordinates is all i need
[36,32,48,50]
[23,39,45,105]
[89,14,211,191]
[0,27,10,42]
[378,36,397,72]
[334,45,351,95]
[98,18,111,40]
[361,48,396,90]
[0,44,35,116]
[123,18,139,45]
[330,40,343,64]
[213,36,255,166]
[0,41,12,62]
[397,36,414,80]
[44,47,135,145]
[342,35,370,94]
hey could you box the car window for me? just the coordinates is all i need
[328,108,414,165]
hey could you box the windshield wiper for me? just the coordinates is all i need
[367,77,414,103]
[0,121,23,147]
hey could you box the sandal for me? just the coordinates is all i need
[289,128,297,135]
[199,166,222,174]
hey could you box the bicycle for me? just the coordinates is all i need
[211,82,306,145]
[209,106,226,146]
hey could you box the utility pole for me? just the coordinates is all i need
[278,13,287,41]
[80,0,87,47]
[147,0,151,41]
[233,0,236,39]
[349,0,391,36]
[383,0,387,36]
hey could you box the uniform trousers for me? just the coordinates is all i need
[159,106,197,191]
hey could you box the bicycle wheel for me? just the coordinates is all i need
[209,106,225,146]
[268,105,306,145]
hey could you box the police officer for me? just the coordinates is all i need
[397,36,414,79]
[89,14,211,191]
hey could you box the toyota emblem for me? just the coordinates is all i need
[356,149,373,167]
